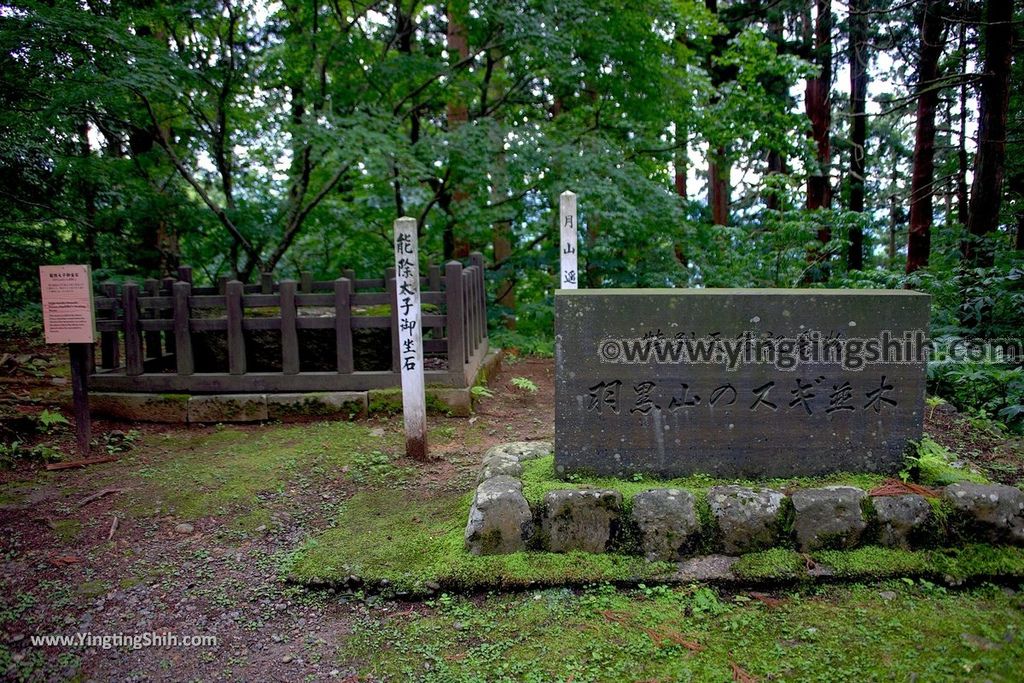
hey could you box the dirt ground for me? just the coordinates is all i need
[0,345,554,682]
[0,340,1020,681]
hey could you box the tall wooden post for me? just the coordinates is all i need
[393,217,427,460]
[560,191,578,289]
[69,343,90,456]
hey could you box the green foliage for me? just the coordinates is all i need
[901,436,989,486]
[510,376,539,393]
[0,441,63,468]
[36,409,68,433]
[0,305,42,339]
[470,385,495,400]
[490,329,554,358]
[928,360,1024,434]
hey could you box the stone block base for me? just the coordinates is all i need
[466,442,1024,559]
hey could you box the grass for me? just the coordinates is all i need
[121,421,400,533]
[732,545,1024,582]
[337,581,1024,681]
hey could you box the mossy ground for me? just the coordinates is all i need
[286,488,673,594]
[287,452,1024,594]
[116,421,401,533]
[339,581,1024,681]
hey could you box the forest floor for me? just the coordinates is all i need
[1,342,1023,681]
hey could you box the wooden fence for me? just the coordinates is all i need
[89,254,489,393]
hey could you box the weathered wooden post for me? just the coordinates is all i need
[334,277,353,374]
[560,190,578,289]
[144,278,161,359]
[172,281,194,375]
[445,261,466,384]
[279,279,299,375]
[226,280,246,375]
[100,282,119,369]
[122,282,143,376]
[393,216,428,460]
[162,277,176,355]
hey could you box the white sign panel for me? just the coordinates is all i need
[559,191,578,289]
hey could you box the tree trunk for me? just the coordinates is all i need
[444,5,470,260]
[964,0,1014,267]
[906,0,946,274]
[765,149,785,211]
[847,0,868,270]
[76,120,101,271]
[709,149,729,226]
[805,0,832,218]
[957,19,970,227]
[674,125,687,200]
[489,50,515,328]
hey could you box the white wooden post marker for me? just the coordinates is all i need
[559,191,578,289]
[393,216,428,459]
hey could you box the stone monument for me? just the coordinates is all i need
[554,289,930,478]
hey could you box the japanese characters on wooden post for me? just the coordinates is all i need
[555,289,931,478]
[559,191,578,290]
[393,217,428,460]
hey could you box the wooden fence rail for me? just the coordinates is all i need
[89,256,489,393]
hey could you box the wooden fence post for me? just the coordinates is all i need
[172,281,194,375]
[162,277,176,355]
[261,272,274,295]
[144,278,161,359]
[428,263,441,291]
[560,190,578,289]
[300,271,313,293]
[334,277,353,373]
[280,279,299,375]
[445,262,465,381]
[226,280,246,375]
[393,216,427,459]
[386,266,399,372]
[177,265,193,284]
[218,275,229,295]
[122,282,143,376]
[462,269,473,358]
[100,281,119,369]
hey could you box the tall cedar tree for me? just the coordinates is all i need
[847,0,868,269]
[964,0,1015,265]
[906,1,947,274]
[805,0,832,217]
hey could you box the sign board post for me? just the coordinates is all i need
[393,217,428,460]
[559,191,578,289]
[39,265,96,456]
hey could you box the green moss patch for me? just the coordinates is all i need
[733,545,1024,583]
[123,421,399,532]
[368,389,453,416]
[50,519,82,544]
[287,488,674,595]
[337,582,1024,681]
